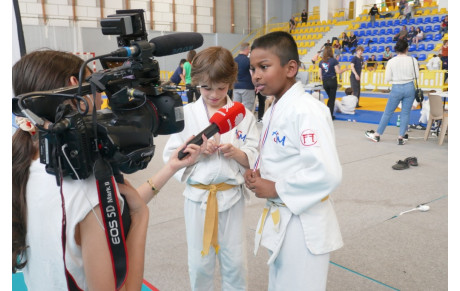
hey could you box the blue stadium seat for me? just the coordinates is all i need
[372,37,379,43]
[360,23,367,29]
[433,24,440,31]
[433,33,442,41]
[379,29,386,35]
[366,30,373,36]
[432,16,440,23]
[416,18,424,25]
[426,43,435,51]
[357,30,365,37]
[387,20,394,26]
[380,21,387,27]
[401,19,408,25]
[424,25,432,33]
[372,29,379,35]
[394,19,401,26]
[370,46,377,53]
[394,27,401,34]
[423,17,431,24]
[386,36,393,43]
[417,44,426,51]
[409,18,415,25]
[358,38,365,45]
[386,28,393,35]
[418,54,427,61]
[364,47,370,53]
[424,34,433,41]
[377,45,385,53]
[409,44,416,52]
[379,37,386,44]
[377,55,383,61]
[363,55,369,61]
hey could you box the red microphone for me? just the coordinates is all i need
[178,102,246,159]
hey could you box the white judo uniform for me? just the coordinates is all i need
[254,81,343,291]
[163,96,259,291]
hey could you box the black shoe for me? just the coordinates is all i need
[392,160,409,170]
[398,138,406,145]
[404,157,418,166]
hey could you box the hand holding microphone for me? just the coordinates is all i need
[178,102,246,160]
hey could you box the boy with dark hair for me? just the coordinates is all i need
[165,58,186,86]
[244,31,343,290]
[335,87,358,114]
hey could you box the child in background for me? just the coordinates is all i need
[244,31,343,290]
[335,87,358,114]
[163,46,259,291]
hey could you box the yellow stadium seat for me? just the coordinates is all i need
[431,8,438,14]
[301,35,307,41]
[319,27,324,32]
[333,12,339,18]
[394,12,400,18]
[354,23,360,29]
[306,34,312,40]
[327,20,332,25]
[321,20,327,25]
[298,42,304,48]
[356,16,361,21]
[442,33,448,40]
[439,8,447,14]
[295,17,300,22]
[332,19,337,24]
[363,9,369,15]
[325,26,330,32]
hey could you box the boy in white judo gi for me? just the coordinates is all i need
[335,87,358,115]
[244,31,343,291]
[163,46,259,291]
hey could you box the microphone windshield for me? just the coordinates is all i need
[149,32,204,57]
[209,102,246,134]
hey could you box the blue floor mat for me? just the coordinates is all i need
[335,109,422,126]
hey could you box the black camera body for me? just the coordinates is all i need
[14,9,193,184]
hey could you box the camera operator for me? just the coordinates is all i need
[12,50,206,290]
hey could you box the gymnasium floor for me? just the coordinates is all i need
[12,90,449,290]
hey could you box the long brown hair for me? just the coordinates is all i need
[322,46,334,62]
[12,50,84,273]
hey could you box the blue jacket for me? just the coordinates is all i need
[234,54,255,90]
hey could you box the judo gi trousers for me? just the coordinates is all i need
[184,197,247,291]
[268,215,330,291]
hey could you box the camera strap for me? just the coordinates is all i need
[94,158,129,289]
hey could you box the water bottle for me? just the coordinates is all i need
[396,115,401,127]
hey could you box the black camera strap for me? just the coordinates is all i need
[94,158,129,289]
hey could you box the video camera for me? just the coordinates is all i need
[13,9,204,185]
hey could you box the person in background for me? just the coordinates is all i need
[319,46,350,119]
[245,31,343,291]
[335,87,358,115]
[164,58,186,86]
[301,9,308,23]
[399,0,407,15]
[289,16,297,33]
[382,46,393,63]
[311,51,321,64]
[350,46,364,108]
[439,40,448,82]
[404,3,412,21]
[365,39,418,145]
[440,15,448,36]
[406,26,417,45]
[332,39,342,57]
[184,50,201,104]
[426,54,441,71]
[163,46,259,291]
[348,31,358,50]
[393,25,408,41]
[320,39,332,51]
[366,55,378,72]
[369,4,380,26]
[234,42,256,111]
[413,27,424,45]
[339,32,349,49]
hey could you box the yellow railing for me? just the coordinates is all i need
[309,69,447,91]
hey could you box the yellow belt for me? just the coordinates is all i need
[191,182,237,256]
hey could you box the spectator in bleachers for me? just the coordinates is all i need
[339,32,350,48]
[349,31,358,49]
[440,15,448,36]
[311,51,321,64]
[319,46,350,118]
[350,46,364,107]
[382,46,393,63]
[426,54,441,70]
[413,27,424,45]
[404,4,412,21]
[301,9,308,23]
[393,25,408,41]
[399,0,407,15]
[320,39,332,51]
[439,40,448,82]
[332,39,342,57]
[369,4,381,26]
[406,26,417,45]
[366,55,378,71]
[289,16,297,33]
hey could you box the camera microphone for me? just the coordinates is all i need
[111,32,204,57]
[178,102,246,160]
